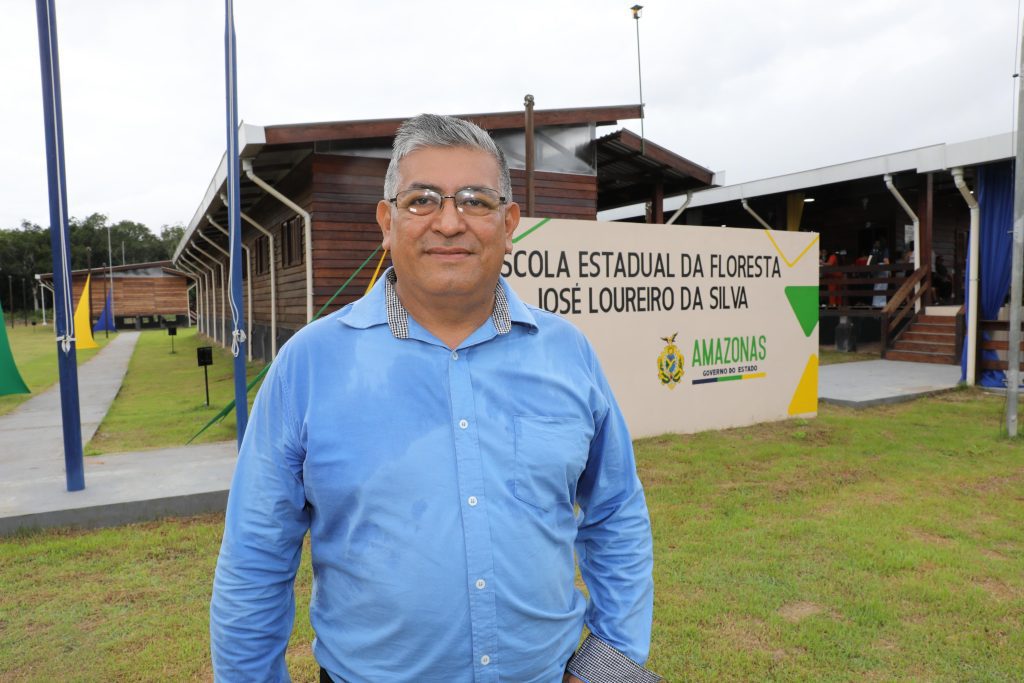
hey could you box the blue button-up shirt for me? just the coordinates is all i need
[211,271,655,682]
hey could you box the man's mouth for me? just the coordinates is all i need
[426,247,472,257]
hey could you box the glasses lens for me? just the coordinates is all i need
[396,189,442,215]
[455,188,502,216]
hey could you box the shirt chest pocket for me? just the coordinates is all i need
[513,415,591,512]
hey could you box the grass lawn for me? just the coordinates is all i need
[0,323,111,417]
[819,348,880,365]
[2,390,1022,680]
[85,327,266,454]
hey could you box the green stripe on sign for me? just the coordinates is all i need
[512,217,551,244]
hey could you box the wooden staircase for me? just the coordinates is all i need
[886,313,958,364]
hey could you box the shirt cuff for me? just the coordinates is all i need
[565,634,662,683]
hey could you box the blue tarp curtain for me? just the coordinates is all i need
[961,160,1016,387]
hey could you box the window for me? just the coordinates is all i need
[254,235,269,275]
[281,216,305,268]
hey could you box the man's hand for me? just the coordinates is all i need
[562,675,585,683]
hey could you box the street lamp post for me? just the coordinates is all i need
[630,4,645,152]
[7,275,12,329]
[86,245,92,329]
[106,223,114,334]
[21,277,27,325]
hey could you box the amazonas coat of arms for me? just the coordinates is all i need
[657,333,684,389]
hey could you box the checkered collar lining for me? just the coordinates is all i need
[384,268,512,339]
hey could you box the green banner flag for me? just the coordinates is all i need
[0,305,30,395]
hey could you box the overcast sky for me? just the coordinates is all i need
[2,0,1019,233]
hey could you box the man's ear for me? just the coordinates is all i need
[376,200,393,250]
[503,201,520,254]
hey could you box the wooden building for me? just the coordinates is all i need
[173,105,715,362]
[37,261,191,329]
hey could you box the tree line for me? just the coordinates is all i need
[0,214,184,316]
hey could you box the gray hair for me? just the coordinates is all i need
[383,113,513,203]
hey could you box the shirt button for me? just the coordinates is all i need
[475,579,486,589]
[467,496,478,506]
[451,350,459,360]
[458,419,468,429]
[480,655,491,666]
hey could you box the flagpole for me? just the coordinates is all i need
[225,0,248,446]
[35,0,84,491]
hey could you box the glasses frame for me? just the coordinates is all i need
[388,186,507,217]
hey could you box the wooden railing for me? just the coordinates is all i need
[818,262,914,316]
[880,266,931,356]
[977,320,1024,372]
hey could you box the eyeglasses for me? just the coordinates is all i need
[389,187,506,217]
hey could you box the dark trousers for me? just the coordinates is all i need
[320,667,332,682]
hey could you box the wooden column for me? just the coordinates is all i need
[524,94,535,217]
[918,172,934,285]
[651,178,664,224]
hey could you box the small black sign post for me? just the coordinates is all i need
[197,346,213,407]
[167,325,177,354]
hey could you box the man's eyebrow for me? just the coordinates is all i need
[404,182,441,192]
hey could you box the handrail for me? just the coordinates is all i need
[880,266,931,357]
[882,266,929,316]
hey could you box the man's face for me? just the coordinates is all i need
[377,146,520,304]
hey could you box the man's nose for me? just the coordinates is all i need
[431,197,466,236]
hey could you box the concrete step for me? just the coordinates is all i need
[885,349,958,364]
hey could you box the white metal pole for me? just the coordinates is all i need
[1006,22,1024,436]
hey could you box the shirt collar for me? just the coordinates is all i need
[338,266,536,336]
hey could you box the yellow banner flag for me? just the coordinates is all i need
[73,274,98,350]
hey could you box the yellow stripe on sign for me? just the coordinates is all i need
[742,372,766,380]
[764,230,819,268]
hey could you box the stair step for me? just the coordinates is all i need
[917,314,958,324]
[902,330,955,343]
[893,339,955,353]
[912,320,956,330]
[885,349,958,364]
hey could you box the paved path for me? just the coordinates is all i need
[0,332,237,535]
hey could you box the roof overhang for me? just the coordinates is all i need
[594,129,716,211]
[262,104,643,146]
[684,131,1015,210]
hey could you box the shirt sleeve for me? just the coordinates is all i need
[210,353,310,682]
[571,344,660,682]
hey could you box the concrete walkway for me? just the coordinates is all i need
[0,332,237,535]
[819,358,962,408]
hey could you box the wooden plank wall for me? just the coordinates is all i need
[510,168,597,221]
[69,274,189,317]
[310,155,389,315]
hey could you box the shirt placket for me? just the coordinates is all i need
[447,345,499,682]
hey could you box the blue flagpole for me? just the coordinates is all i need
[35,0,84,491]
[225,0,248,446]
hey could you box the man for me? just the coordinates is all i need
[210,114,658,683]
